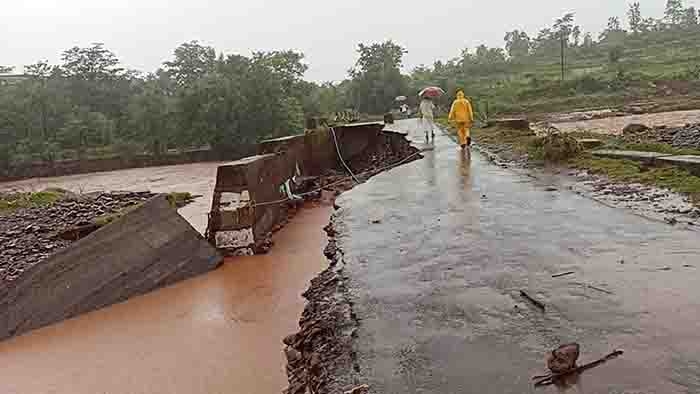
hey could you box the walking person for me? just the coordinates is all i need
[448,90,474,150]
[419,97,436,142]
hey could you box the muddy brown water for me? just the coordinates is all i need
[0,164,332,394]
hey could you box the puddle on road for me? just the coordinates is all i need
[0,199,332,394]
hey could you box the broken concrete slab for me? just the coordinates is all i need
[658,155,700,176]
[0,194,222,342]
[592,149,672,165]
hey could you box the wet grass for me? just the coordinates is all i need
[166,192,196,208]
[0,189,67,212]
[93,203,144,227]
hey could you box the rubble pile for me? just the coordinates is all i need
[0,191,155,283]
[623,122,700,150]
[670,124,700,149]
[283,222,358,394]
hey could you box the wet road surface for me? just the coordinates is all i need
[336,119,700,393]
[0,197,331,394]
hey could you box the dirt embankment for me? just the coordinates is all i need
[283,220,358,394]
[283,131,420,394]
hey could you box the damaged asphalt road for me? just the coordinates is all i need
[330,119,700,394]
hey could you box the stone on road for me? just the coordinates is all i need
[333,119,700,394]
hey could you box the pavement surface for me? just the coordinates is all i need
[334,119,700,394]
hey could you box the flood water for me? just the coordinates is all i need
[0,163,332,394]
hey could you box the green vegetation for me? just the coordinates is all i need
[528,133,582,162]
[4,1,700,177]
[0,43,310,174]
[166,192,196,208]
[92,203,143,227]
[0,189,66,212]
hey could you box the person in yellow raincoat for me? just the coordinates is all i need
[448,90,474,150]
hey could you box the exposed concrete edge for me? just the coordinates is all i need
[0,194,222,341]
[591,149,673,164]
[592,150,700,176]
[658,155,700,176]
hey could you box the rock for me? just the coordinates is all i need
[283,333,298,347]
[284,346,302,363]
[622,123,650,134]
[547,343,580,373]
[344,385,370,394]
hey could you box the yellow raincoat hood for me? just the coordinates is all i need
[449,91,474,124]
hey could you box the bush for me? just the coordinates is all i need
[528,130,582,162]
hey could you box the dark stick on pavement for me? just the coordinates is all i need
[533,350,624,387]
[520,290,546,311]
[552,271,575,278]
[587,284,614,295]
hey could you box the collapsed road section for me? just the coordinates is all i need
[0,194,222,341]
[0,121,420,343]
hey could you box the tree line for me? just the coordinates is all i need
[0,42,313,170]
[2,0,700,171]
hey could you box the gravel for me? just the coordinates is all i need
[0,191,156,283]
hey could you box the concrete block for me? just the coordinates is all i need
[214,154,277,193]
[217,206,255,231]
[592,150,672,165]
[658,155,700,176]
[0,195,222,342]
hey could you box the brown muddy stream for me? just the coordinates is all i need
[0,163,331,394]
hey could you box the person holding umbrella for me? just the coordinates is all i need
[418,87,445,143]
[448,90,474,151]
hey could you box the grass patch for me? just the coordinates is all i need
[92,203,144,227]
[0,189,67,212]
[166,192,196,208]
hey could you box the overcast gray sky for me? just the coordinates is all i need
[1,0,693,81]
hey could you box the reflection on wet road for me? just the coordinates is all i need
[338,120,700,393]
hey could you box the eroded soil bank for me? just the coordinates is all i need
[0,202,333,394]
